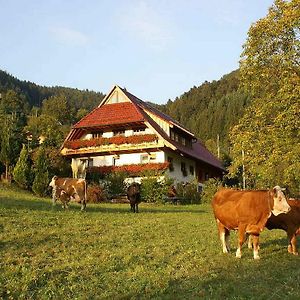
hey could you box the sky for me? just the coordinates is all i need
[0,0,274,104]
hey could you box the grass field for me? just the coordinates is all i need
[1,184,299,299]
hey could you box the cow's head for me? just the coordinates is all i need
[49,175,58,188]
[128,182,140,195]
[271,186,291,216]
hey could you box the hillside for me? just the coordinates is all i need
[0,69,105,114]
[0,69,250,157]
[157,70,251,156]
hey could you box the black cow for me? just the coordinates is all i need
[127,183,141,213]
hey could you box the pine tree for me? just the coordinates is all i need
[0,113,21,180]
[32,147,49,196]
[13,144,31,189]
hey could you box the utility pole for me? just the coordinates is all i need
[242,149,246,190]
[217,134,220,159]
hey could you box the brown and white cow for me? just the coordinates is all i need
[212,186,290,259]
[49,176,87,210]
[249,199,300,255]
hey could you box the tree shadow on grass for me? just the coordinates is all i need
[154,255,300,299]
[0,196,206,214]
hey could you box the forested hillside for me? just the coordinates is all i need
[0,69,105,121]
[0,69,105,185]
[157,70,251,156]
[1,68,249,157]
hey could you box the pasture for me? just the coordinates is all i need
[0,185,299,299]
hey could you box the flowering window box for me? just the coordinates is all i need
[64,134,158,150]
[87,162,170,176]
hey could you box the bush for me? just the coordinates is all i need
[201,178,223,204]
[141,173,173,203]
[86,183,108,203]
[44,146,72,178]
[105,171,127,197]
[86,167,106,183]
[175,179,201,204]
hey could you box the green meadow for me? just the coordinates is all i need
[1,184,299,300]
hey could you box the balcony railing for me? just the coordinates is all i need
[64,134,158,150]
[87,162,170,176]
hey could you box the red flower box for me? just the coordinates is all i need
[88,162,170,176]
[64,134,158,150]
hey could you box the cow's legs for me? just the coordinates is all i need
[287,231,298,255]
[80,200,86,211]
[247,234,252,249]
[236,224,247,258]
[247,234,260,252]
[251,234,260,259]
[130,202,136,213]
[217,220,230,253]
[52,188,57,206]
[290,235,298,255]
[135,203,139,213]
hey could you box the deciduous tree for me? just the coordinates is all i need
[230,0,300,194]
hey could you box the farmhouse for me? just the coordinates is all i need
[61,85,224,183]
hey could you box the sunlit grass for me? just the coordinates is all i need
[1,184,299,299]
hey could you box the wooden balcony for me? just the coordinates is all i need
[61,134,165,156]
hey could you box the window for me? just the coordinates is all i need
[134,128,146,134]
[113,130,125,136]
[189,165,194,175]
[88,158,93,167]
[149,153,156,160]
[140,154,149,164]
[181,162,187,177]
[92,131,103,139]
[205,172,209,181]
[170,130,175,140]
[168,157,174,172]
[113,155,120,166]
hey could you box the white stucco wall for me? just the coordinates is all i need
[72,150,196,183]
[164,150,196,183]
[74,150,165,168]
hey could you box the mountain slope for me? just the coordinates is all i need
[157,70,251,155]
[0,70,105,113]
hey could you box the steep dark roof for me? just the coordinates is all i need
[118,87,223,170]
[120,87,195,137]
[66,85,224,171]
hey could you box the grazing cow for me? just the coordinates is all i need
[249,199,300,255]
[127,182,141,213]
[212,186,290,259]
[49,176,87,210]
